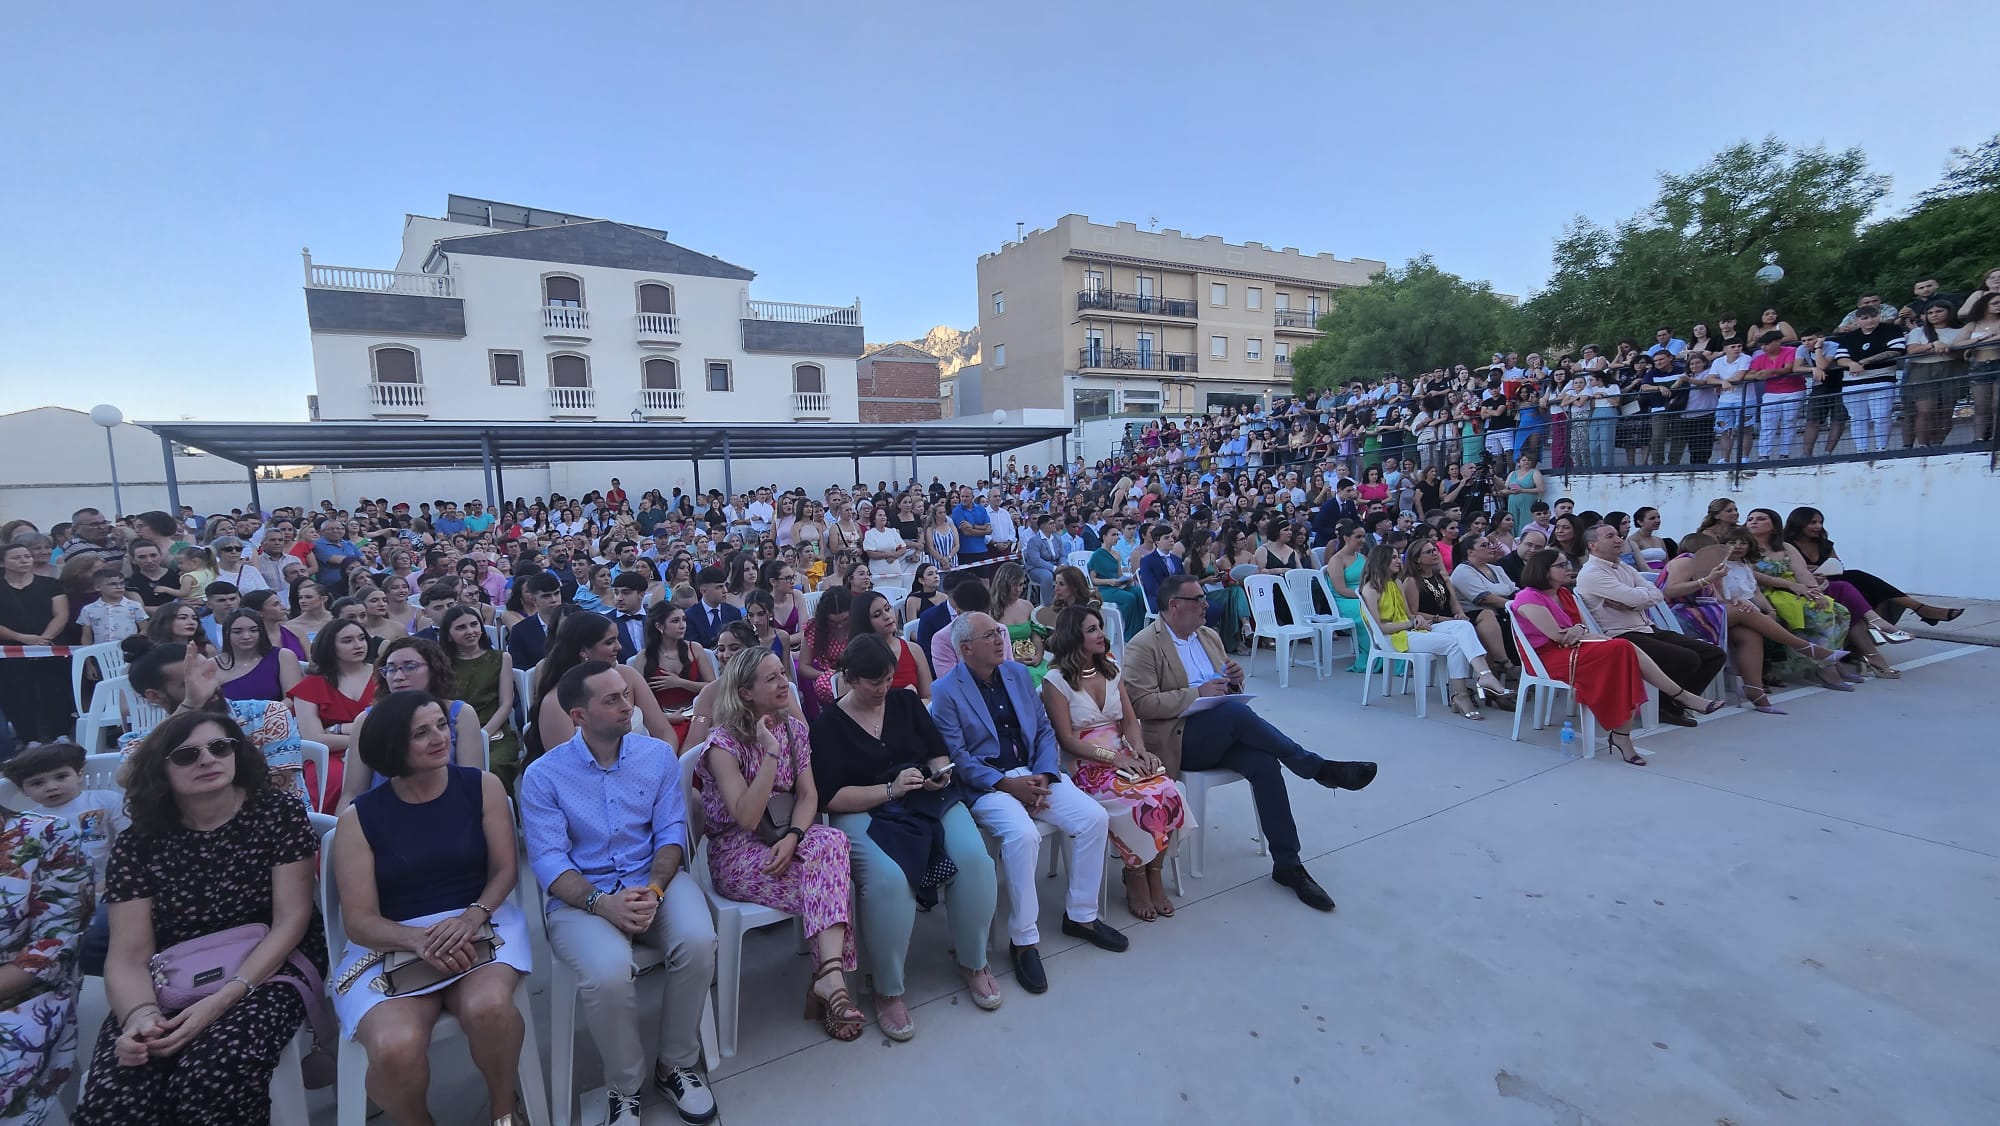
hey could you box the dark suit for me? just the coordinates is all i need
[506,614,551,669]
[1137,550,1183,618]
[1311,498,1360,547]
[914,601,955,676]
[684,600,741,649]
[608,612,646,664]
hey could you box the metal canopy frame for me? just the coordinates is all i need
[141,419,1071,513]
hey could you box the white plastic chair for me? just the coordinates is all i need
[485,624,505,651]
[1506,601,1592,754]
[1282,568,1354,676]
[69,640,127,720]
[74,674,130,750]
[676,744,806,1058]
[1573,598,1659,729]
[534,872,720,1126]
[800,591,823,620]
[874,586,907,613]
[318,824,551,1126]
[1178,770,1265,884]
[1100,602,1127,663]
[1065,550,1094,570]
[1310,546,1327,568]
[1242,576,1321,688]
[1648,603,1740,701]
[299,740,330,808]
[513,666,535,728]
[1356,600,1446,717]
[900,618,921,644]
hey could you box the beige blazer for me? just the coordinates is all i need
[1120,617,1230,779]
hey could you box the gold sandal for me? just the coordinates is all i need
[804,957,864,1042]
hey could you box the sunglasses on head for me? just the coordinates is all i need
[166,737,242,767]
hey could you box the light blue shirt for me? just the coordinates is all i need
[1646,339,1688,357]
[519,730,688,905]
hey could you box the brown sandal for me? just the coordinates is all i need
[804,957,864,1042]
[1145,862,1174,917]
[1122,867,1156,921]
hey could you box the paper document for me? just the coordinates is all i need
[1182,692,1257,716]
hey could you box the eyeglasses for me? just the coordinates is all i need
[382,660,428,676]
[972,628,1009,643]
[166,737,241,767]
[1168,595,1205,605]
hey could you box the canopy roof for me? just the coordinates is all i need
[139,420,1068,470]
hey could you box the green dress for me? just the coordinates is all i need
[1089,548,1146,640]
[452,648,521,792]
[1006,619,1051,687]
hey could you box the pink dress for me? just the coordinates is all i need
[696,717,854,967]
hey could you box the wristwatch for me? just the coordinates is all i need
[583,890,604,916]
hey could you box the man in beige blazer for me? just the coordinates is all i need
[1123,572,1377,912]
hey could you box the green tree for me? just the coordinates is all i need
[1289,255,1517,393]
[1842,134,2000,302]
[1520,137,1888,353]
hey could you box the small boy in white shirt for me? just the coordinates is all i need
[77,568,150,646]
[4,741,126,889]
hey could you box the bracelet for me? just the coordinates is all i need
[884,781,894,801]
[121,1002,163,1029]
[583,889,604,916]
[228,975,256,994]
[646,882,666,902]
[467,901,494,918]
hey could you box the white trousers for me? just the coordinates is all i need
[1400,619,1484,679]
[970,769,1109,945]
[1758,391,1807,459]
[1844,384,1894,452]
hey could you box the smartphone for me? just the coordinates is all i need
[927,763,955,782]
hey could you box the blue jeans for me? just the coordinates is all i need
[1180,698,1324,868]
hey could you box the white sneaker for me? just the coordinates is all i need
[654,1064,717,1124]
[607,1089,643,1126]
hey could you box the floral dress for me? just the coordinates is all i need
[696,718,854,969]
[0,814,92,1125]
[1754,553,1849,679]
[1044,670,1191,868]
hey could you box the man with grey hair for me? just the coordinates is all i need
[1574,523,1726,728]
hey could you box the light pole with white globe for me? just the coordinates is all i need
[90,404,125,517]
[1755,263,1785,287]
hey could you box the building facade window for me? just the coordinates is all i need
[636,281,675,315]
[1275,342,1290,362]
[489,350,523,386]
[1084,269,1105,296]
[1072,388,1113,421]
[993,344,1006,368]
[370,345,420,383]
[991,291,1005,314]
[1247,338,1262,361]
[1083,328,1104,367]
[792,363,825,393]
[1210,282,1227,306]
[1308,295,1322,318]
[642,357,679,389]
[543,274,584,307]
[706,360,733,392]
[1246,286,1262,310]
[548,353,590,387]
[1275,292,1290,311]
[1210,335,1227,359]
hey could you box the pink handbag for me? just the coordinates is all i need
[149,923,338,1088]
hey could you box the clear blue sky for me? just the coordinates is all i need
[2,1,1987,422]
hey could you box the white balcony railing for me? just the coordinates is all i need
[747,300,860,326]
[307,263,456,297]
[639,388,686,415]
[791,391,831,417]
[368,381,427,411]
[543,306,591,332]
[547,386,597,414]
[637,312,681,337]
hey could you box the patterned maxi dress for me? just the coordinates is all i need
[1043,670,1191,868]
[697,717,855,969]
[1754,553,1849,680]
[0,814,92,1126]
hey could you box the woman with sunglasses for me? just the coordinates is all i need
[335,638,485,812]
[76,711,326,1126]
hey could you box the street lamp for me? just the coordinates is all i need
[629,408,644,423]
[90,404,124,516]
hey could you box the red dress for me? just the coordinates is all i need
[648,643,704,746]
[889,636,920,693]
[286,673,377,812]
[1516,587,1645,731]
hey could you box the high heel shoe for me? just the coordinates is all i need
[1668,688,1724,715]
[1607,731,1647,766]
[1448,685,1484,721]
[1802,643,1848,666]
[1867,618,1914,644]
[1743,686,1788,715]
[1864,655,1901,679]
[1474,674,1515,704]
[1916,606,1962,626]
[804,958,864,1042]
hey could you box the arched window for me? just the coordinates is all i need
[543,274,584,307]
[642,358,679,390]
[371,345,420,383]
[549,353,590,387]
[792,363,825,394]
[637,282,675,315]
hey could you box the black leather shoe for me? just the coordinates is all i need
[1273,865,1336,912]
[1010,944,1048,993]
[1658,711,1699,728]
[1060,915,1130,952]
[1315,760,1378,791]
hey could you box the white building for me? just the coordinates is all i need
[304,195,865,424]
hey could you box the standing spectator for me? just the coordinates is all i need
[0,543,70,748]
[78,568,148,646]
[62,508,126,572]
[309,520,362,592]
[1902,301,1963,448]
[1828,307,1906,454]
[949,487,992,567]
[1751,331,1810,461]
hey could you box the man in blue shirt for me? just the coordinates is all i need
[461,499,495,534]
[949,485,992,564]
[310,519,362,588]
[520,662,719,1126]
[431,504,468,537]
[1644,327,1688,357]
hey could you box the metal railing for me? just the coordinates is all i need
[547,386,596,413]
[792,391,832,416]
[1275,359,1294,378]
[639,387,685,414]
[1273,309,1321,330]
[542,306,590,332]
[1076,290,1199,318]
[636,312,681,337]
[747,300,860,326]
[1077,347,1199,373]
[307,263,456,297]
[368,381,427,411]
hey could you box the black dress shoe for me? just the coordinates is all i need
[1315,760,1378,791]
[1658,711,1699,728]
[1010,944,1048,993]
[1060,915,1130,952]
[1272,865,1335,912]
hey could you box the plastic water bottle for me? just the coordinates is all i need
[1560,721,1577,756]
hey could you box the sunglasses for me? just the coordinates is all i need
[166,737,242,767]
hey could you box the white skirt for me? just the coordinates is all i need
[330,902,533,1036]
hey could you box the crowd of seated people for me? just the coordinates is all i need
[0,395,1973,1124]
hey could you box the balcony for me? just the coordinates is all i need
[742,299,865,356]
[639,387,686,417]
[302,252,465,337]
[368,381,427,416]
[748,300,860,326]
[1275,359,1295,380]
[1075,290,1198,319]
[1076,347,1199,374]
[791,391,832,419]
[542,305,591,343]
[1274,309,1323,333]
[306,261,457,298]
[547,386,597,416]
[636,312,682,349]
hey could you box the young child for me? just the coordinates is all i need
[3,742,126,974]
[77,567,149,646]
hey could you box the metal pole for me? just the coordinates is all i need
[248,465,262,514]
[159,433,181,516]
[910,433,920,485]
[494,459,508,509]
[693,454,702,496]
[721,432,733,499]
[852,454,861,487]
[480,433,498,509]
[105,429,124,517]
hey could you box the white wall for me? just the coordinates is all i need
[1550,453,1998,600]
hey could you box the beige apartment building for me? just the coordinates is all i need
[975,215,1385,420]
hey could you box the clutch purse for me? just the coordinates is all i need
[335,923,502,997]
